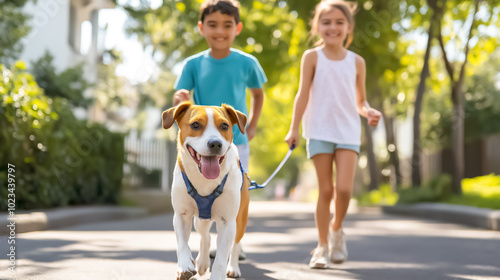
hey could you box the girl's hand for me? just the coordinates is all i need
[285,129,300,149]
[367,108,382,127]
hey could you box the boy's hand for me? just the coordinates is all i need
[173,89,190,106]
[246,125,256,141]
[367,108,381,127]
[284,129,300,149]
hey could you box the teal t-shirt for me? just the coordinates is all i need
[174,48,267,145]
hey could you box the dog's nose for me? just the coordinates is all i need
[207,139,223,154]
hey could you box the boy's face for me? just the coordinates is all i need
[198,11,242,52]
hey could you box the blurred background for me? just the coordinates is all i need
[1,0,499,213]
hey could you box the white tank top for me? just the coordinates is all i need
[302,47,361,145]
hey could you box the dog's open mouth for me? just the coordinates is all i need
[187,145,224,179]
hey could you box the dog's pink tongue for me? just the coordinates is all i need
[201,156,220,179]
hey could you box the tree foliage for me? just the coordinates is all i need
[31,52,93,108]
[0,0,31,65]
[422,50,500,149]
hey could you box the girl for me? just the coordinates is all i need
[285,0,381,269]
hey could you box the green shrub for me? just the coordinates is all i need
[357,184,398,206]
[0,62,124,210]
[397,174,452,204]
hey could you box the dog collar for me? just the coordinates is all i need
[181,161,244,220]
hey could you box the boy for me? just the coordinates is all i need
[173,0,267,173]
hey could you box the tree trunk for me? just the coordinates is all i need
[411,19,434,187]
[451,84,464,195]
[437,0,479,194]
[364,118,379,191]
[382,109,402,190]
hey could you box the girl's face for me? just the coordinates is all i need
[318,8,351,46]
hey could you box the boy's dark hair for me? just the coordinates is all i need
[200,0,240,24]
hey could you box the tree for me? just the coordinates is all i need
[435,0,495,193]
[31,52,93,108]
[349,0,407,190]
[421,49,500,150]
[0,0,31,64]
[411,0,443,187]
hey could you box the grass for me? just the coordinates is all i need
[356,174,500,210]
[443,174,500,209]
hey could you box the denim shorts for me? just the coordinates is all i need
[306,139,360,159]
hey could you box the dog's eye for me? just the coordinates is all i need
[220,123,229,131]
[190,122,201,130]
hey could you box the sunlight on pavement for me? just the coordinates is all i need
[349,219,500,240]
[447,274,500,280]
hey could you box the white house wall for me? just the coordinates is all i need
[20,0,114,74]
[20,0,76,72]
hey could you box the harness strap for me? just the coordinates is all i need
[181,171,229,220]
[239,160,245,190]
[181,160,245,220]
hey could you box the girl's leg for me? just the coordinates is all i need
[312,153,335,246]
[331,149,358,232]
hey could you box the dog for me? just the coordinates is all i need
[162,102,250,280]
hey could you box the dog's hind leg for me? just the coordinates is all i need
[227,176,250,278]
[194,217,212,276]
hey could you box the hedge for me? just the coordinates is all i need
[0,62,124,210]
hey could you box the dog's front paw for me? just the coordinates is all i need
[176,270,196,280]
[176,258,197,280]
[196,254,211,276]
[227,265,241,278]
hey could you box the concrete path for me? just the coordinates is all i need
[1,201,499,280]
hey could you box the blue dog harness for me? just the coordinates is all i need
[181,162,244,220]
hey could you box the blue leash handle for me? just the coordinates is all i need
[248,181,264,190]
[249,144,295,190]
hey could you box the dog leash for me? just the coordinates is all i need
[249,144,295,190]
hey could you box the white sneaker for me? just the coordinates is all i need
[309,244,329,269]
[329,228,348,264]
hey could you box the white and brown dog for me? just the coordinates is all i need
[162,102,250,280]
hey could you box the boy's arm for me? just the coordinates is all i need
[173,59,194,106]
[246,88,264,141]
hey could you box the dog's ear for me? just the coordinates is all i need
[222,104,247,134]
[162,102,191,129]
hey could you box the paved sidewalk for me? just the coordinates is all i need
[0,206,147,235]
[1,201,499,280]
[382,203,500,231]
